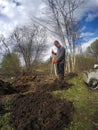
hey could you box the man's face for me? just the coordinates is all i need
[54,42,61,48]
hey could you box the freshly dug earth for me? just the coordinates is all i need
[11,75,72,93]
[0,78,35,94]
[12,93,73,130]
[0,75,74,130]
[12,75,37,93]
[12,81,74,130]
[12,75,37,86]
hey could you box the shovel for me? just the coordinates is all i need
[51,54,58,79]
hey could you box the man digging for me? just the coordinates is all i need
[52,40,65,81]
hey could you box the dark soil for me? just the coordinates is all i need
[12,80,74,130]
[12,92,74,130]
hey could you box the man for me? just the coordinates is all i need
[52,40,65,80]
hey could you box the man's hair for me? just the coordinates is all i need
[54,40,60,45]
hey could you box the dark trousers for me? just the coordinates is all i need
[57,62,64,80]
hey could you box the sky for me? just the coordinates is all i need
[0,0,98,52]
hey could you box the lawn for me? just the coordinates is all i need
[53,74,98,130]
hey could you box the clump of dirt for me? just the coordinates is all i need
[12,91,74,130]
[12,73,41,93]
[12,82,36,93]
[11,74,38,93]
[12,75,37,86]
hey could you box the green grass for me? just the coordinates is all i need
[53,74,98,130]
[0,113,14,130]
[0,95,14,130]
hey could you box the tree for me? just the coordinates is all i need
[40,0,83,72]
[87,39,98,61]
[1,53,20,77]
[9,24,47,73]
[0,34,11,56]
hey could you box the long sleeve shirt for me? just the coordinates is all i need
[56,46,65,63]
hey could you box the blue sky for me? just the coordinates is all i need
[0,0,98,51]
[80,15,98,50]
[80,12,98,40]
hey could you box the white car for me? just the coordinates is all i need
[83,64,98,90]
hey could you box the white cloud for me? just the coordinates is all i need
[75,37,98,54]
[0,0,98,38]
[0,0,43,37]
[86,12,98,22]
[80,32,94,38]
[81,26,86,31]
[81,37,98,51]
[74,0,98,20]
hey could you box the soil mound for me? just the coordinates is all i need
[12,92,74,130]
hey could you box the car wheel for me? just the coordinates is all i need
[89,78,98,90]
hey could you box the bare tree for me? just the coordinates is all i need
[41,0,83,72]
[0,34,11,56]
[9,24,47,73]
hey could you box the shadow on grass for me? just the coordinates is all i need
[65,72,78,80]
[36,79,73,93]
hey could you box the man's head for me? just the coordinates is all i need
[54,40,61,48]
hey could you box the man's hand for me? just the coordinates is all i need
[52,59,57,64]
[52,50,56,55]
